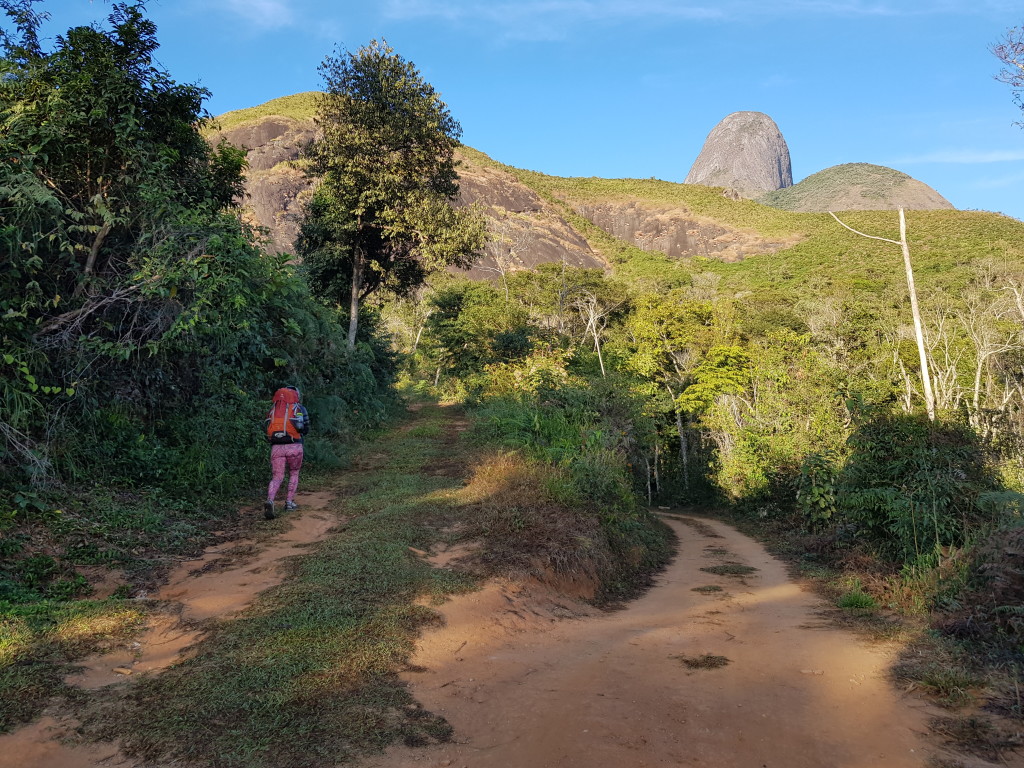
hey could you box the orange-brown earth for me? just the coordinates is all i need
[1,489,1008,767]
[369,515,1001,768]
[0,490,339,768]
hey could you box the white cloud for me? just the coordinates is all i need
[970,170,1024,189]
[374,0,1020,44]
[379,0,1003,28]
[382,1,723,27]
[221,0,296,29]
[894,149,1024,164]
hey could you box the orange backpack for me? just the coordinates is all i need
[266,387,302,444]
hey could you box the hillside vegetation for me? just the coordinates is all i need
[757,162,953,212]
[389,150,1024,712]
[5,10,1024,763]
[211,91,320,132]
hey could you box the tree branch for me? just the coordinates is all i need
[828,211,901,245]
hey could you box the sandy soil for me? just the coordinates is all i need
[2,495,1003,768]
[0,489,339,768]
[366,514,967,768]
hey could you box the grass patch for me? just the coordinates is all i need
[676,653,730,670]
[837,590,879,612]
[0,599,148,732]
[454,453,674,603]
[78,403,474,767]
[210,92,320,132]
[894,638,984,710]
[406,423,444,438]
[700,563,758,577]
[930,715,1023,761]
[691,585,724,594]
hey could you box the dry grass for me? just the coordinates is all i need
[453,452,672,603]
[455,453,610,593]
[929,715,1023,761]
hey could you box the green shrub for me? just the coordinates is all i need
[838,413,1004,563]
[837,590,878,611]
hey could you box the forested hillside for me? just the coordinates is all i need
[4,3,1024,764]
[0,7,397,602]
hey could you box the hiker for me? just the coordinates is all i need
[264,386,310,520]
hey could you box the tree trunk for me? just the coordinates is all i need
[654,442,661,497]
[74,220,112,297]
[411,309,432,354]
[676,410,689,491]
[347,253,363,352]
[898,209,936,421]
[593,326,606,378]
[644,455,652,505]
[830,209,935,420]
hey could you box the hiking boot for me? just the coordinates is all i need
[264,500,276,520]
[284,501,298,511]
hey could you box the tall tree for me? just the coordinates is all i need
[830,209,936,421]
[994,26,1024,122]
[623,292,720,491]
[298,40,486,350]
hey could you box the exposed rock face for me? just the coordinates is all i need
[209,116,316,255]
[685,111,793,198]
[455,154,605,277]
[757,163,954,212]
[574,201,796,263]
[211,111,606,274]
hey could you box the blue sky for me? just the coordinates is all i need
[30,1,1024,220]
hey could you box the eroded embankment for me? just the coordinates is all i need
[367,514,950,768]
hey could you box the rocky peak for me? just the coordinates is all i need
[684,111,793,198]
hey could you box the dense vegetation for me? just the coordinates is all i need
[0,3,396,619]
[4,2,1024,762]
[386,155,1024,657]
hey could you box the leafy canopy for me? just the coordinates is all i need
[299,39,486,313]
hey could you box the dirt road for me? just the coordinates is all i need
[369,514,947,768]
[0,432,982,768]
[0,490,340,768]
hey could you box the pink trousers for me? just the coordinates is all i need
[267,443,303,503]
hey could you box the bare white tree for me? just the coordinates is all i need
[830,208,936,420]
[479,214,532,300]
[569,288,623,378]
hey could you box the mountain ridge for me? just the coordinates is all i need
[211,95,1016,283]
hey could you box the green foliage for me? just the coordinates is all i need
[756,163,939,212]
[209,91,320,133]
[796,451,840,528]
[838,414,1004,563]
[298,39,486,348]
[837,578,879,612]
[0,3,397,607]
